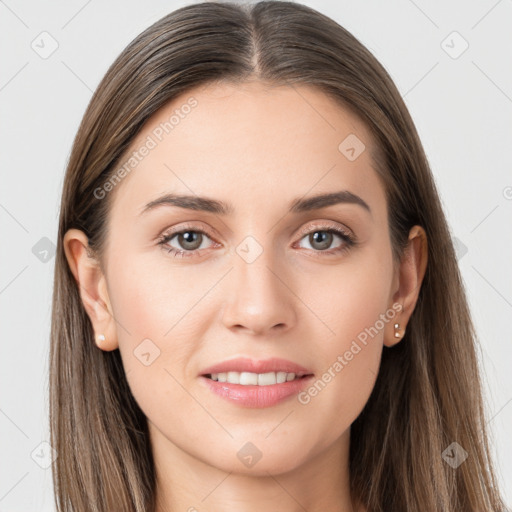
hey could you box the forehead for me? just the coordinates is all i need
[108,80,386,220]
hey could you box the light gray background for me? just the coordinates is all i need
[1,0,511,509]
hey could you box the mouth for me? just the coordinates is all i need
[199,357,315,408]
[203,371,312,385]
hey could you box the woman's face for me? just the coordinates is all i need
[81,81,407,475]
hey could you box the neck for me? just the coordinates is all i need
[152,426,359,512]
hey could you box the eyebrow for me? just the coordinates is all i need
[140,190,371,217]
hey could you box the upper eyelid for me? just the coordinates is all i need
[159,223,217,242]
[295,221,352,238]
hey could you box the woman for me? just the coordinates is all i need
[49,1,509,511]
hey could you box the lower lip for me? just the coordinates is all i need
[200,375,314,408]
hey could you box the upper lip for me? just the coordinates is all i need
[200,357,313,377]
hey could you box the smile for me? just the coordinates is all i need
[206,371,307,385]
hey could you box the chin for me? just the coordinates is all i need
[203,439,312,477]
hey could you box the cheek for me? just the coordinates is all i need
[107,250,212,340]
[105,254,206,412]
[299,244,393,345]
[294,291,386,451]
[294,248,393,422]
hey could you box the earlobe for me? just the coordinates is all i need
[63,228,119,351]
[384,225,428,347]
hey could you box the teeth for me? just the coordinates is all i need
[276,371,287,384]
[209,371,299,385]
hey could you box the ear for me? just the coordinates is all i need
[384,225,428,347]
[63,228,118,351]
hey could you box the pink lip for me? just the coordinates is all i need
[199,357,314,408]
[200,357,312,376]
[200,376,314,408]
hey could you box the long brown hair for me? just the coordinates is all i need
[49,1,509,510]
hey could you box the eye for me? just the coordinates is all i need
[157,222,356,259]
[295,225,356,255]
[157,226,217,258]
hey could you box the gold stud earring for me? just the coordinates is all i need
[394,323,401,338]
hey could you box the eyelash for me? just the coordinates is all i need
[156,223,356,259]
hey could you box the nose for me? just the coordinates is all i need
[221,245,297,336]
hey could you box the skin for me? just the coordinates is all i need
[64,80,427,512]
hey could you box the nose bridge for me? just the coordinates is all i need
[221,233,296,334]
